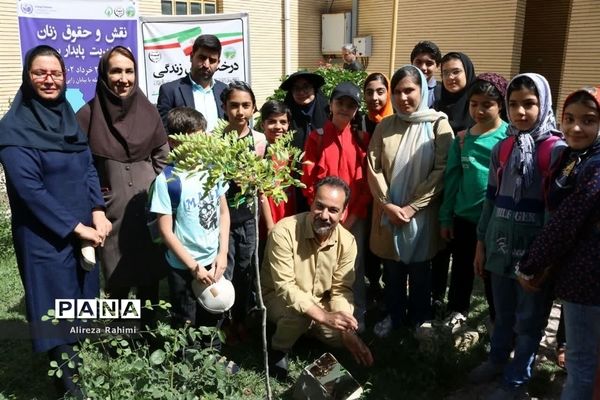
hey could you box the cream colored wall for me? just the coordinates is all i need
[138,0,162,16]
[356,0,525,81]
[3,0,598,121]
[221,0,336,106]
[557,0,600,118]
[0,0,22,113]
[221,0,286,106]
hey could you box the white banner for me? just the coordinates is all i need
[139,13,250,104]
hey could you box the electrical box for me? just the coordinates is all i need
[321,12,351,54]
[353,36,372,57]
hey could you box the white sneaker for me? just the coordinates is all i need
[373,315,392,338]
[444,312,467,334]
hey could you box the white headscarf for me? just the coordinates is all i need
[506,73,560,202]
[387,65,447,263]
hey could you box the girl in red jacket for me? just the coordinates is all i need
[301,81,372,331]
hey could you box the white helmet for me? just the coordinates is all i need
[191,278,235,314]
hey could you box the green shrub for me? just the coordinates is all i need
[0,200,14,259]
[46,303,259,400]
[267,66,368,112]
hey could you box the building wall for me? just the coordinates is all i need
[557,0,600,118]
[519,0,571,110]
[355,0,526,82]
[139,0,162,16]
[3,0,599,122]
[221,0,286,105]
[0,0,22,113]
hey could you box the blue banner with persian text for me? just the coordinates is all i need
[17,0,138,112]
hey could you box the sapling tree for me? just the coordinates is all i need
[169,120,304,399]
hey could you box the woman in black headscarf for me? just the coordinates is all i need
[431,52,475,309]
[435,52,476,132]
[280,71,329,151]
[280,71,329,212]
[76,46,169,327]
[0,45,111,397]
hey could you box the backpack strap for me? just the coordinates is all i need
[498,136,516,169]
[537,134,561,178]
[494,136,516,196]
[163,165,182,216]
[495,134,560,196]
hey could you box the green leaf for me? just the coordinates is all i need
[149,349,166,365]
[55,368,63,378]
[50,360,58,368]
[132,358,145,371]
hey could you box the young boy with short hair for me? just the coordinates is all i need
[410,40,442,108]
[150,107,229,346]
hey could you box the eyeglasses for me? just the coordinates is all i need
[442,69,463,79]
[30,70,64,82]
[292,84,314,93]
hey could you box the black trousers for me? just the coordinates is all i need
[446,216,495,318]
[48,343,83,399]
[446,217,478,314]
[225,218,257,323]
[167,267,223,350]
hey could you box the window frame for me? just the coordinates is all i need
[160,0,217,15]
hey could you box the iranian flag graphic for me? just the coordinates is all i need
[144,27,244,56]
[143,26,202,56]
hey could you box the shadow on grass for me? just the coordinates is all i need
[222,297,490,400]
[0,338,56,400]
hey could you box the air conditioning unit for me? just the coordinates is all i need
[321,12,351,54]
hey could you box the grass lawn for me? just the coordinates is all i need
[0,254,56,400]
[0,248,564,399]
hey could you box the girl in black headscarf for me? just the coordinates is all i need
[77,46,169,328]
[280,71,329,212]
[280,71,329,151]
[435,52,476,132]
[0,45,111,398]
[431,52,476,308]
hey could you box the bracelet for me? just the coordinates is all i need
[514,263,534,281]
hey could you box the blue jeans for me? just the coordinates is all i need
[489,272,553,388]
[561,301,600,400]
[383,259,432,328]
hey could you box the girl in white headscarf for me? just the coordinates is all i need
[470,73,566,398]
[367,65,453,337]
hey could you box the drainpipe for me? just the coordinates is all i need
[284,0,291,76]
[389,0,399,78]
[351,0,358,39]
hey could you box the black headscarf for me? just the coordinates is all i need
[280,72,329,151]
[436,52,476,133]
[0,45,88,152]
[77,46,167,162]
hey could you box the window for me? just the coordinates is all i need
[161,0,217,15]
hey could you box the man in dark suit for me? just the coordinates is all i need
[157,34,227,132]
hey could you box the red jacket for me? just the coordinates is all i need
[301,120,372,220]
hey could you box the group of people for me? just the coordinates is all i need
[0,32,598,400]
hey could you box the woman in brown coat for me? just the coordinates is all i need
[77,46,169,327]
